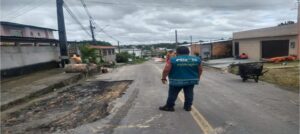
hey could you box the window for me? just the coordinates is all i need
[112,49,115,54]
[234,42,239,56]
[290,42,295,49]
[108,49,112,55]
[30,32,33,36]
[95,50,100,55]
[103,50,107,56]
[10,30,22,37]
[38,32,41,36]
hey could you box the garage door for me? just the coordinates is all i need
[261,40,289,58]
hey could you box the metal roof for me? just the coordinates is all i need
[89,45,115,49]
[0,21,57,31]
[200,39,232,45]
[178,44,191,46]
[233,23,298,40]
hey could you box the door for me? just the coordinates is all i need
[261,40,289,58]
[234,42,239,56]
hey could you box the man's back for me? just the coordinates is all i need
[160,46,203,112]
[168,55,201,86]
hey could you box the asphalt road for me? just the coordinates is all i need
[68,61,299,134]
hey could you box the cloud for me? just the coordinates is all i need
[0,0,298,44]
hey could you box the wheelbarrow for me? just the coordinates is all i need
[237,63,268,82]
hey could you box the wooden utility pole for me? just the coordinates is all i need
[89,20,96,45]
[56,0,69,67]
[117,41,120,53]
[298,0,300,57]
[132,47,135,59]
[175,30,178,45]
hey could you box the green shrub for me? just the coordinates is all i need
[79,45,101,64]
[116,52,132,63]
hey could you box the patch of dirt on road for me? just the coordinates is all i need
[1,80,132,134]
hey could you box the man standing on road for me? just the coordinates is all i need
[160,46,202,112]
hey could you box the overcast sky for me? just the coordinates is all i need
[0,0,298,45]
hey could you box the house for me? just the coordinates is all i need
[89,45,116,63]
[0,21,57,46]
[190,43,201,56]
[142,50,152,57]
[200,40,233,59]
[118,48,143,58]
[233,23,299,60]
[1,21,59,78]
[178,43,202,56]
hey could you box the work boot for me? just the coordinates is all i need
[159,105,175,112]
[184,106,192,111]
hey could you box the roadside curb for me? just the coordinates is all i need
[203,64,225,71]
[1,73,84,111]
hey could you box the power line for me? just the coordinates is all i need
[2,0,34,18]
[80,0,93,20]
[63,1,92,37]
[80,0,96,42]
[80,0,121,42]
[95,23,119,41]
[4,0,49,21]
[2,0,39,19]
[86,1,206,8]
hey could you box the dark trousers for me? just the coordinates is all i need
[166,85,194,108]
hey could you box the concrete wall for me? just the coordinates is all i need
[120,49,142,57]
[190,44,201,55]
[234,35,298,60]
[200,44,211,59]
[1,46,60,70]
[0,25,9,35]
[212,43,232,58]
[103,55,116,63]
[0,25,54,39]
[23,27,50,38]
[289,36,298,56]
[1,26,23,37]
[237,39,261,60]
[94,49,116,63]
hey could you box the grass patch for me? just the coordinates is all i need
[130,58,148,64]
[229,61,299,92]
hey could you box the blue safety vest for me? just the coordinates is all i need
[168,55,201,86]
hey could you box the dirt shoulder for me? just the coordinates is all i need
[228,61,299,92]
[1,80,132,134]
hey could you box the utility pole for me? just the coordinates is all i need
[89,20,96,45]
[175,30,178,45]
[117,41,120,53]
[132,47,135,59]
[56,0,69,67]
[297,0,300,59]
[190,35,193,45]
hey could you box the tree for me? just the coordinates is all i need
[116,52,132,63]
[79,45,100,64]
[278,21,295,26]
[77,40,112,46]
